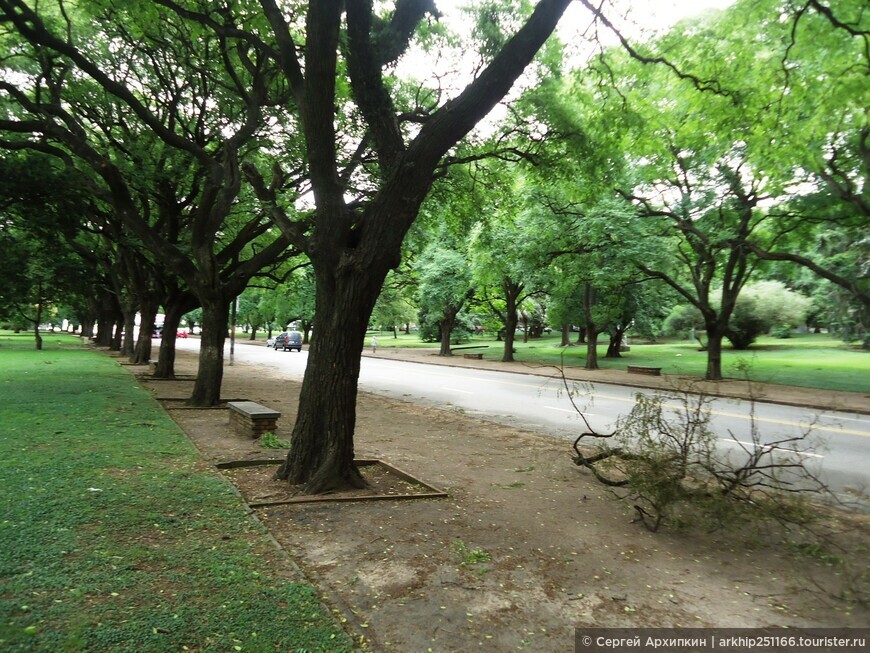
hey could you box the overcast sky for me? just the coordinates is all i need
[395,0,738,103]
[434,0,737,34]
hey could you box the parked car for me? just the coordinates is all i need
[274,331,303,352]
[176,330,188,339]
[266,336,276,347]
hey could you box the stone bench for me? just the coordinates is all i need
[627,365,662,376]
[227,401,281,439]
[463,353,484,360]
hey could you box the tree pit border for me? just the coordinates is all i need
[215,458,448,507]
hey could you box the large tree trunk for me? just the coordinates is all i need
[154,304,182,378]
[121,308,136,358]
[154,290,197,379]
[705,323,725,381]
[502,321,517,362]
[275,269,385,493]
[131,301,158,365]
[560,323,570,347]
[188,296,230,406]
[605,326,627,358]
[583,284,599,370]
[33,294,44,351]
[111,319,123,351]
[585,327,600,370]
[96,288,119,347]
[502,281,520,363]
[267,0,572,495]
[438,318,454,356]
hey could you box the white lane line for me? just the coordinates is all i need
[442,387,474,395]
[544,406,595,415]
[722,438,825,459]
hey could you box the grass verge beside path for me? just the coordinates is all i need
[0,333,353,653]
[368,331,870,393]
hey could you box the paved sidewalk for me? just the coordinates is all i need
[363,346,870,415]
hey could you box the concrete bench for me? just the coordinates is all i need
[227,401,281,439]
[463,353,484,360]
[627,365,662,376]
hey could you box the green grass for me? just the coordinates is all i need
[367,330,870,393]
[0,332,353,652]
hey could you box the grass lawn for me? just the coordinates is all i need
[0,332,354,652]
[368,330,870,393]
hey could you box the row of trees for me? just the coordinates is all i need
[1,0,866,492]
[0,0,572,492]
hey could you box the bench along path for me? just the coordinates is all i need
[627,365,662,376]
[228,401,281,438]
[450,344,488,360]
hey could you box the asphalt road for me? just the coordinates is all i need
[178,339,870,506]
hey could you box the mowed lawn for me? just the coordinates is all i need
[0,333,353,653]
[368,331,870,394]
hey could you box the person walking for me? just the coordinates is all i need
[371,335,377,353]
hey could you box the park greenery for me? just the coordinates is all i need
[0,333,353,652]
[1,0,867,491]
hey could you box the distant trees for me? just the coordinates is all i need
[0,153,96,348]
[664,281,813,349]
[417,244,475,356]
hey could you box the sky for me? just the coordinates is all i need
[394,0,738,122]
[434,0,737,34]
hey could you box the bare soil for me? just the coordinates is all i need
[135,347,869,652]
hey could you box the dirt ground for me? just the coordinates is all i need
[133,347,869,652]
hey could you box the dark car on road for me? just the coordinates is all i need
[274,331,303,352]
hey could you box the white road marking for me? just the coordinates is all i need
[544,405,591,415]
[722,438,825,459]
[442,387,474,395]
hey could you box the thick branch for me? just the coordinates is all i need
[577,0,732,97]
[744,241,870,307]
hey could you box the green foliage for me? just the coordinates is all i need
[609,392,718,531]
[0,335,351,652]
[0,153,96,329]
[727,282,812,349]
[259,432,291,449]
[466,0,532,61]
[452,539,492,566]
[371,271,416,333]
[416,243,474,346]
[664,282,813,349]
[583,385,825,533]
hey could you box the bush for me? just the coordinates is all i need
[727,281,812,349]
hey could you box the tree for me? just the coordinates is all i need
[372,271,417,337]
[226,0,573,491]
[417,244,475,356]
[571,30,769,379]
[0,152,96,348]
[2,0,575,490]
[726,281,812,349]
[468,171,546,362]
[0,1,295,402]
[729,0,869,311]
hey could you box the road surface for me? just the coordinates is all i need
[177,339,870,506]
